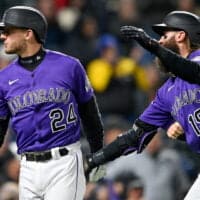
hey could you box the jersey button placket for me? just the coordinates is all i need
[31,73,36,87]
[30,72,38,135]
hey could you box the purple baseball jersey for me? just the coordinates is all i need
[140,49,200,153]
[0,50,94,154]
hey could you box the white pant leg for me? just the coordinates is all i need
[45,149,86,200]
[184,174,200,200]
[19,156,43,200]
[19,142,86,200]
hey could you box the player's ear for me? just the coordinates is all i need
[24,29,34,42]
[175,30,187,43]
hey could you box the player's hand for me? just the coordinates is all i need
[167,122,184,139]
[120,26,158,51]
[120,26,147,40]
[84,152,106,182]
[84,153,97,181]
[88,165,106,182]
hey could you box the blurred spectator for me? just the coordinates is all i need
[0,45,16,70]
[103,115,131,145]
[0,136,19,185]
[84,182,97,200]
[3,156,20,183]
[176,0,200,15]
[57,0,87,33]
[137,0,176,26]
[112,171,141,200]
[37,0,66,51]
[55,0,70,9]
[57,6,81,33]
[87,34,148,120]
[167,137,200,184]
[0,181,19,200]
[128,44,165,105]
[126,179,144,200]
[69,0,87,10]
[106,0,141,55]
[63,14,99,66]
[106,131,191,200]
[57,0,99,35]
[0,0,33,16]
[141,64,163,102]
[85,0,108,33]
[0,1,11,17]
[107,0,141,37]
[0,129,18,185]
[0,148,15,185]
[84,179,121,200]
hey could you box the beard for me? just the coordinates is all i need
[4,39,26,55]
[155,36,180,73]
[164,41,179,54]
[155,57,168,73]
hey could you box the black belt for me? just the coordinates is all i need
[23,147,69,162]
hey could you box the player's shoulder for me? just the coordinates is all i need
[156,76,176,94]
[45,49,81,65]
[0,59,19,88]
[188,49,200,62]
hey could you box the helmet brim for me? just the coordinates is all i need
[0,22,25,30]
[152,23,171,35]
[0,22,5,29]
[152,23,183,36]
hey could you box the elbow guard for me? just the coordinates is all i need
[103,129,137,162]
[88,120,158,168]
[88,128,138,168]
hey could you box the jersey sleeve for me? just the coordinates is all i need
[72,59,94,104]
[0,89,10,119]
[156,46,200,84]
[139,86,174,129]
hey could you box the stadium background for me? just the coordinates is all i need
[0,0,200,199]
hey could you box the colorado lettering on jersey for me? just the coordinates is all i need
[171,88,200,116]
[8,87,70,115]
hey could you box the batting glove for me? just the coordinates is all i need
[120,26,159,52]
[88,165,106,182]
[84,152,106,182]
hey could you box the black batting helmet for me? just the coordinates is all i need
[152,11,200,44]
[0,6,48,44]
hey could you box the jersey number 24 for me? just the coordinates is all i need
[49,103,77,133]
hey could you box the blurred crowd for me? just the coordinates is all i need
[0,0,200,199]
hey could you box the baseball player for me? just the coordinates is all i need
[85,11,200,200]
[0,6,104,200]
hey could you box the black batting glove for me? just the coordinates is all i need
[120,26,147,40]
[84,150,105,174]
[120,26,159,52]
[84,152,106,182]
[85,150,105,171]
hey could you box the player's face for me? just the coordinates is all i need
[0,27,28,55]
[156,31,180,73]
[158,31,180,54]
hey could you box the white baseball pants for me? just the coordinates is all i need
[19,142,86,200]
[184,173,200,200]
